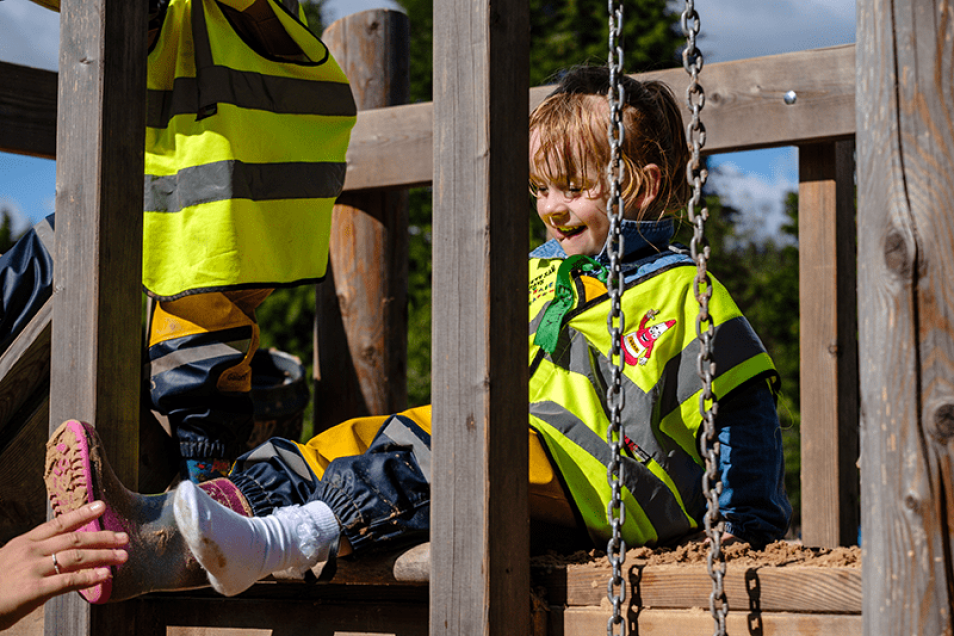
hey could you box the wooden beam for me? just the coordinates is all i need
[536,563,861,613]
[856,0,954,634]
[0,300,51,435]
[44,0,146,634]
[314,10,410,431]
[553,606,861,636]
[344,44,855,191]
[0,61,57,159]
[0,391,49,546]
[431,0,530,634]
[2,44,856,188]
[798,141,860,548]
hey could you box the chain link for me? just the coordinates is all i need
[682,2,727,636]
[605,1,627,635]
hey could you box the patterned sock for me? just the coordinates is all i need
[173,481,339,597]
[181,458,232,484]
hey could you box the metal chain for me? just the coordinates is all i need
[605,1,627,635]
[681,2,726,636]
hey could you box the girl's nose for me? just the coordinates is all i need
[542,191,567,215]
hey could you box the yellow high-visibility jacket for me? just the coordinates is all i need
[527,255,777,547]
[143,0,356,299]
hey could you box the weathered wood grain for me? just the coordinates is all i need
[0,61,57,159]
[45,0,147,635]
[553,606,861,636]
[798,141,860,548]
[0,300,51,434]
[0,392,49,545]
[314,10,410,431]
[431,0,530,634]
[856,0,954,634]
[344,44,855,191]
[535,563,862,613]
[3,45,856,190]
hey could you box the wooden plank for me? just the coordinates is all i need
[0,61,57,159]
[44,0,147,634]
[798,141,860,548]
[314,10,410,431]
[151,597,429,636]
[553,606,861,636]
[0,391,49,545]
[344,44,855,191]
[431,0,530,634]
[856,0,954,635]
[0,300,51,434]
[534,563,861,614]
[3,44,856,185]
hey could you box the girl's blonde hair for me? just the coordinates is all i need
[529,67,690,221]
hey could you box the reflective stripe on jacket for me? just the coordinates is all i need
[528,257,777,547]
[143,0,356,299]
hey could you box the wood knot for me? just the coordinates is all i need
[883,229,913,277]
[904,494,920,512]
[932,404,954,443]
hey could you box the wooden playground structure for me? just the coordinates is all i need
[0,0,951,634]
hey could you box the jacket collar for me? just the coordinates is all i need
[529,217,675,265]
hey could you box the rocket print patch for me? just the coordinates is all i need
[622,309,676,366]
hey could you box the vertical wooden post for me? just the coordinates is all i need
[315,10,410,432]
[798,140,859,547]
[431,0,530,634]
[45,0,145,634]
[857,0,954,633]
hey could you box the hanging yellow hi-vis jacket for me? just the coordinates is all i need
[528,255,777,547]
[143,0,357,299]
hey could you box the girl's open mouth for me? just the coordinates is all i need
[557,226,585,239]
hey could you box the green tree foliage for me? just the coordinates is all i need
[399,0,684,104]
[299,0,327,34]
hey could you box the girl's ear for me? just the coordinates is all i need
[629,163,662,219]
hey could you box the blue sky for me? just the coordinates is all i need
[0,0,855,237]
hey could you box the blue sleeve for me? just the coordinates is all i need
[0,214,55,355]
[714,377,792,547]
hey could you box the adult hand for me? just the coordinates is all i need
[0,501,128,630]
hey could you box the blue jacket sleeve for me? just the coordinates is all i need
[0,214,55,355]
[714,377,792,547]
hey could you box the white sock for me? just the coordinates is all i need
[173,480,339,597]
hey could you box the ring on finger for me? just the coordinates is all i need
[52,552,61,575]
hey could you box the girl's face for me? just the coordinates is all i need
[530,133,610,257]
[533,180,610,257]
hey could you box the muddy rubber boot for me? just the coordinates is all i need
[44,420,252,604]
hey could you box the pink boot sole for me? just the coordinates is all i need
[44,420,117,604]
[45,420,253,604]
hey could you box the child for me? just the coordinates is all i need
[4,0,356,485]
[43,65,791,603]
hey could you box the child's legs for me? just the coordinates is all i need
[147,288,272,479]
[228,409,432,554]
